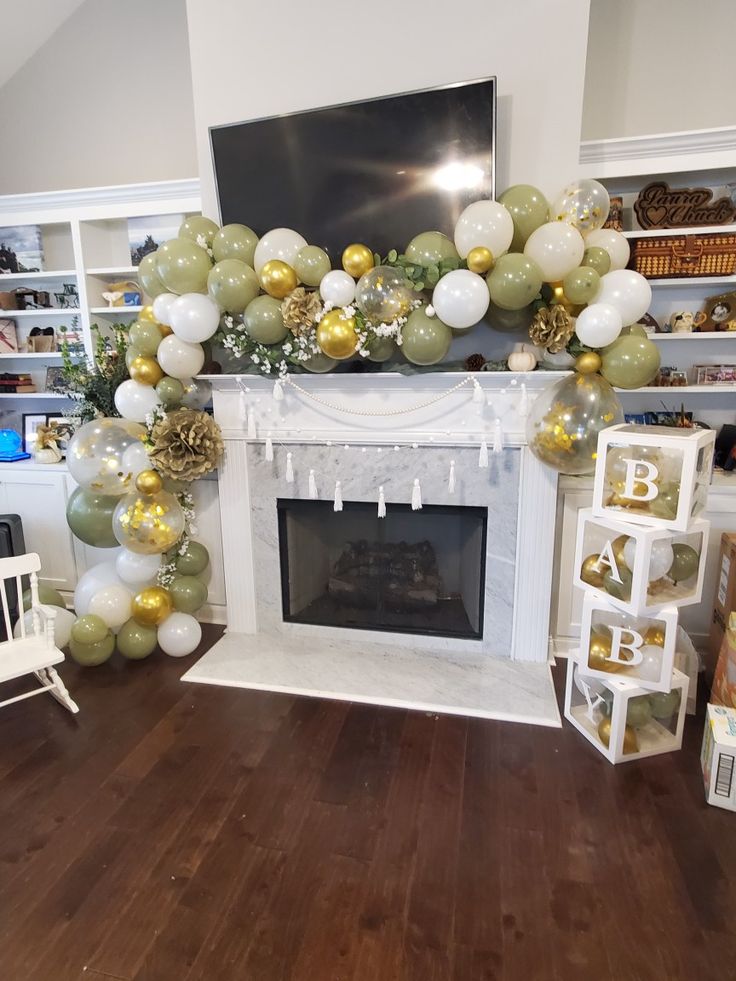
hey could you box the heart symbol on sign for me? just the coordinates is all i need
[646,206,668,226]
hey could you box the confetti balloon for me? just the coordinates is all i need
[355,266,414,323]
[551,179,610,232]
[112,490,185,555]
[66,419,147,497]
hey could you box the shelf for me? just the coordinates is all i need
[0,352,64,359]
[649,332,736,341]
[618,385,736,394]
[0,270,76,282]
[624,224,736,239]
[5,308,80,317]
[0,392,71,399]
[89,305,142,315]
[648,275,736,288]
[86,266,138,277]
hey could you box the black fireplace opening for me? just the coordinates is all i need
[277,499,487,640]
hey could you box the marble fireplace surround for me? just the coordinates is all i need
[184,372,564,726]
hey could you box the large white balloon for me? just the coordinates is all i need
[169,293,221,343]
[594,269,652,326]
[114,379,161,423]
[157,335,205,379]
[624,538,674,582]
[88,584,133,631]
[74,561,124,616]
[453,200,514,259]
[253,228,308,274]
[152,292,177,326]
[158,612,202,657]
[584,228,630,271]
[523,221,585,281]
[319,270,356,307]
[15,606,76,648]
[431,269,490,330]
[180,377,212,409]
[574,303,623,348]
[116,549,161,586]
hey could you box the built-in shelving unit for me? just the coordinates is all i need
[649,332,736,342]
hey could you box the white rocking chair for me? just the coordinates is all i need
[0,552,78,714]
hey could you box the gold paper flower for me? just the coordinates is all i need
[281,286,323,335]
[529,305,575,353]
[148,409,224,482]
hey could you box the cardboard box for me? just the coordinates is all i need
[709,533,736,673]
[701,703,736,812]
[711,612,736,708]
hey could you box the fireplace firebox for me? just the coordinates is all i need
[277,499,487,639]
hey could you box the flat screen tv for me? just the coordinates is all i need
[210,77,496,258]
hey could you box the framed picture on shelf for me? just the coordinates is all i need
[0,225,45,274]
[0,319,18,354]
[700,290,736,333]
[45,366,67,392]
[22,413,47,453]
[45,413,74,458]
[128,214,185,266]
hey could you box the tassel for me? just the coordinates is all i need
[247,407,257,439]
[285,452,294,483]
[448,459,456,494]
[411,478,422,511]
[273,379,284,401]
[239,391,247,425]
[519,382,529,418]
[378,485,386,518]
[472,378,485,404]
[478,439,489,469]
[308,469,318,499]
[264,435,274,462]
[333,480,343,512]
[493,418,503,454]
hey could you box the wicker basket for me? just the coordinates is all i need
[631,232,736,279]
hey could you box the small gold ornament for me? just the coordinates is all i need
[260,259,298,299]
[138,304,160,325]
[611,534,630,566]
[575,351,602,375]
[466,246,494,274]
[580,554,606,589]
[547,282,584,317]
[587,631,621,673]
[129,355,164,386]
[598,716,639,754]
[643,625,666,647]
[135,469,163,496]
[316,309,359,361]
[342,243,374,278]
[158,323,174,337]
[132,585,173,626]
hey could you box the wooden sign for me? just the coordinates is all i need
[634,181,736,230]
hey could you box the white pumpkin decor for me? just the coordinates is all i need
[507,343,538,372]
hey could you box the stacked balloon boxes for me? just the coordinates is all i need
[564,423,715,764]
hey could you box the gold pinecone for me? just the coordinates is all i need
[281,287,323,335]
[149,408,224,482]
[529,305,575,353]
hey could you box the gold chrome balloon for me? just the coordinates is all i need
[643,625,666,647]
[132,585,173,626]
[316,309,358,361]
[158,323,174,337]
[466,246,494,274]
[611,534,630,566]
[259,259,298,299]
[342,243,374,278]
[580,554,606,589]
[575,352,602,375]
[547,281,583,316]
[598,716,639,754]
[135,469,163,496]
[138,304,160,325]
[587,631,620,673]
[129,355,164,386]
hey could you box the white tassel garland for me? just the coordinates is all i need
[273,379,284,401]
[308,469,318,499]
[334,480,343,512]
[519,382,529,418]
[411,478,422,511]
[472,378,485,404]
[478,439,489,469]
[247,407,257,439]
[285,452,294,483]
[264,435,274,462]
[448,459,456,494]
[493,419,503,454]
[239,391,247,426]
[377,485,386,518]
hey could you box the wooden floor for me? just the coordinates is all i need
[1,626,735,981]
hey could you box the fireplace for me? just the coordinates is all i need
[277,499,487,639]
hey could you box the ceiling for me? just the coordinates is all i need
[0,0,87,90]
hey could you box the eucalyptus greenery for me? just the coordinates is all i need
[57,323,129,423]
[375,249,465,293]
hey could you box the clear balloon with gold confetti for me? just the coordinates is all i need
[67,418,147,497]
[112,489,185,554]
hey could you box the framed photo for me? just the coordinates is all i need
[0,319,18,354]
[45,413,74,458]
[0,225,45,274]
[45,366,67,392]
[22,413,47,453]
[128,214,185,266]
[700,291,736,333]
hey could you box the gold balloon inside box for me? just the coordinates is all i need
[592,423,715,533]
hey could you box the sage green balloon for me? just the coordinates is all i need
[604,565,632,601]
[22,584,66,611]
[137,251,167,299]
[486,254,543,311]
[243,295,287,344]
[401,308,452,366]
[212,223,259,266]
[498,184,549,252]
[600,334,660,389]
[66,488,118,548]
[649,482,680,521]
[69,631,115,667]
[117,618,158,660]
[405,231,459,266]
[621,324,648,338]
[155,376,185,408]
[156,238,212,295]
[294,246,331,287]
[170,575,208,614]
[648,689,681,720]
[125,345,143,369]
[484,300,535,334]
[582,246,611,276]
[128,320,162,357]
[366,337,397,362]
[626,695,653,729]
[303,351,338,373]
[175,541,210,577]
[668,543,700,583]
[179,215,219,248]
[71,614,109,646]
[207,259,259,314]
[563,266,600,305]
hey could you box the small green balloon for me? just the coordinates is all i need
[649,482,680,521]
[175,541,210,577]
[563,266,600,305]
[404,231,459,266]
[668,543,700,583]
[117,618,158,660]
[125,345,144,369]
[302,351,338,373]
[212,224,259,266]
[71,614,109,646]
[155,376,185,408]
[621,324,648,338]
[498,184,549,252]
[581,246,611,276]
[401,308,452,366]
[486,254,543,311]
[366,336,397,363]
[156,238,212,295]
[66,487,118,548]
[69,631,115,667]
[170,575,208,614]
[137,251,167,299]
[207,259,260,314]
[648,689,681,720]
[294,246,331,287]
[600,335,660,389]
[22,585,66,611]
[243,295,287,344]
[128,320,162,357]
[179,215,219,248]
[604,566,633,601]
[626,695,653,729]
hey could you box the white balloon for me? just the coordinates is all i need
[573,663,607,700]
[523,221,585,281]
[624,537,674,582]
[116,549,161,586]
[14,607,76,648]
[88,584,133,631]
[114,379,162,423]
[319,270,356,306]
[157,612,202,657]
[152,292,177,326]
[74,561,124,616]
[157,335,205,380]
[121,441,151,480]
[253,228,307,274]
[594,269,652,326]
[180,377,212,409]
[169,293,221,343]
[584,228,630,271]
[431,269,490,330]
[574,302,623,348]
[629,644,665,683]
[453,200,514,259]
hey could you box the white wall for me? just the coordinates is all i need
[186,0,592,220]
[0,0,198,194]
[582,0,736,140]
